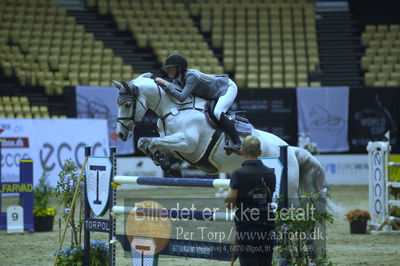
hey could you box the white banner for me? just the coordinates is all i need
[297,87,349,152]
[1,119,109,187]
[315,154,369,185]
[0,119,34,183]
[76,86,134,155]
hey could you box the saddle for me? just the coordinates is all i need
[204,99,252,136]
[174,99,253,173]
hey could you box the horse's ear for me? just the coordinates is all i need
[112,80,122,90]
[121,80,135,95]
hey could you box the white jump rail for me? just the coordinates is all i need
[113,176,231,189]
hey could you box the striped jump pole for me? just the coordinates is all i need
[110,206,235,221]
[113,176,230,188]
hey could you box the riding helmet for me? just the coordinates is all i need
[162,53,188,69]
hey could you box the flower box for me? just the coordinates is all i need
[34,215,54,232]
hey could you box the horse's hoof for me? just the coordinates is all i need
[138,138,152,153]
[169,164,182,178]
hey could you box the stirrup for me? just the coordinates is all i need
[224,146,241,155]
[224,142,241,155]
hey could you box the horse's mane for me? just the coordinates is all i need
[131,73,155,87]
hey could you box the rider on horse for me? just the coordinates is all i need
[154,53,242,153]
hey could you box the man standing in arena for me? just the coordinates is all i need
[225,135,276,266]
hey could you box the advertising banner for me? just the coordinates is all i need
[235,89,298,145]
[1,119,109,186]
[349,87,400,152]
[0,119,34,183]
[315,154,369,185]
[76,85,134,155]
[297,87,349,152]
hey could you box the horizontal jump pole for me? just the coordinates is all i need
[111,206,234,222]
[388,182,400,188]
[389,216,400,223]
[113,176,230,188]
[389,162,400,167]
[388,200,400,207]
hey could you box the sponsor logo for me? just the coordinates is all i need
[352,107,397,147]
[309,105,345,133]
[0,183,33,193]
[323,162,368,175]
[373,150,383,216]
[1,137,29,148]
[1,152,30,167]
[238,100,292,113]
[86,157,112,217]
[39,142,107,171]
[0,123,11,131]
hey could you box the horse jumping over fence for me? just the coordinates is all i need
[114,73,341,213]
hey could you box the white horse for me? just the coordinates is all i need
[114,73,340,213]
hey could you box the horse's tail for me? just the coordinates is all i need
[294,147,344,216]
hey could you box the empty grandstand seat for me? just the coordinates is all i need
[0,0,135,96]
[193,0,316,88]
[94,0,223,76]
[361,24,400,87]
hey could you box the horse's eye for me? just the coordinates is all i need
[125,102,132,107]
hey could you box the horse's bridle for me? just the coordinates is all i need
[117,82,147,131]
[116,77,198,134]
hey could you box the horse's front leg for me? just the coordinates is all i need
[137,137,160,165]
[138,137,152,154]
[147,131,198,155]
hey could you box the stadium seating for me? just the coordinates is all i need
[0,95,67,119]
[88,0,225,75]
[190,0,319,88]
[1,0,321,95]
[0,0,134,95]
[361,24,400,87]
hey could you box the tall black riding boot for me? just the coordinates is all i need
[219,112,242,153]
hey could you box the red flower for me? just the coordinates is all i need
[345,209,371,222]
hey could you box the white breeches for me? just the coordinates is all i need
[213,79,238,120]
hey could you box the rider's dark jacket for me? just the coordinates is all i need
[164,69,229,102]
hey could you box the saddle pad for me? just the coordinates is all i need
[234,120,253,136]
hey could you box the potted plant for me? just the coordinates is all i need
[54,240,109,266]
[345,209,371,234]
[54,159,83,246]
[33,173,56,232]
[274,192,334,265]
[303,142,319,155]
[54,160,109,265]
